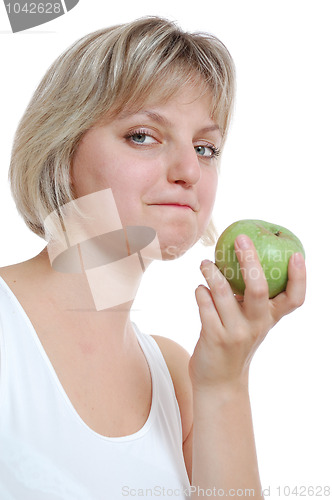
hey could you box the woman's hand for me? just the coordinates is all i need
[189,234,306,392]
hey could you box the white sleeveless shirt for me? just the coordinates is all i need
[0,277,191,499]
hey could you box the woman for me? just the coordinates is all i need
[0,16,306,499]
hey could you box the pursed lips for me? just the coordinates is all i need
[148,203,197,212]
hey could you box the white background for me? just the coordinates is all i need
[0,0,331,496]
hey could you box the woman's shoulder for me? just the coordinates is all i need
[0,261,34,299]
[151,335,191,374]
[0,263,22,296]
[152,335,193,442]
[0,259,33,281]
[0,259,48,323]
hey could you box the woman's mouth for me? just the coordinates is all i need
[148,203,195,211]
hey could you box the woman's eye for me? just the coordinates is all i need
[195,145,220,158]
[128,132,157,145]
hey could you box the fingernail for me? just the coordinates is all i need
[200,260,211,273]
[293,252,305,268]
[236,235,251,250]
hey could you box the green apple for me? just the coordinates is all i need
[214,219,305,298]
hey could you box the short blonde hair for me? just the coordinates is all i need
[9,16,236,244]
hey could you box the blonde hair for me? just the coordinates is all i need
[9,16,236,244]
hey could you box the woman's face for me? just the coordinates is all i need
[71,86,221,259]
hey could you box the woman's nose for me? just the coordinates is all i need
[166,145,201,187]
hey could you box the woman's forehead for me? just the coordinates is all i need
[116,82,215,119]
[97,73,224,130]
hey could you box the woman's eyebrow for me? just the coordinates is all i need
[118,109,221,136]
[199,124,221,135]
[117,110,172,127]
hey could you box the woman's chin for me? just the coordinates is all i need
[157,231,199,261]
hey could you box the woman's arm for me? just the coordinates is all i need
[191,381,261,498]
[189,234,306,499]
[152,335,193,483]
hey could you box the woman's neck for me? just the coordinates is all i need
[29,245,145,347]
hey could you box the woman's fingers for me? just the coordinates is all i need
[197,240,306,346]
[270,252,306,322]
[199,260,241,330]
[234,235,270,320]
[195,284,224,341]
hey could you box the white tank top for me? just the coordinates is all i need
[0,277,190,499]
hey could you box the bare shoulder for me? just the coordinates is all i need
[0,250,50,293]
[0,258,50,318]
[0,260,35,295]
[0,262,24,287]
[151,335,193,440]
[151,334,191,369]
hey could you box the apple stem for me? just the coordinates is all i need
[275,231,281,237]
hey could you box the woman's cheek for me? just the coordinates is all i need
[201,172,218,212]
